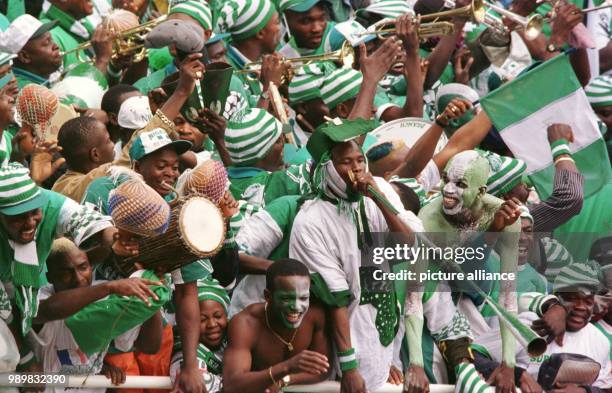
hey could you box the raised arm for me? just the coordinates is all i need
[35,278,161,324]
[433,110,492,172]
[530,124,583,232]
[391,98,474,178]
[350,38,402,121]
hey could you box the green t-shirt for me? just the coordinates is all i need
[227,164,311,208]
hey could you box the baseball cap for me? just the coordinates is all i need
[129,128,192,162]
[0,14,58,54]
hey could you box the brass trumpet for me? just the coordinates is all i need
[235,41,355,81]
[419,0,486,23]
[60,14,168,62]
[485,3,544,40]
[354,18,456,40]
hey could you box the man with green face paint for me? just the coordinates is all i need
[418,150,522,393]
[223,259,330,393]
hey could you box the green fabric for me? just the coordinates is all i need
[41,3,95,40]
[228,165,310,207]
[13,67,50,89]
[134,66,174,95]
[309,272,351,307]
[147,47,174,72]
[0,190,65,335]
[65,270,170,356]
[264,195,301,260]
[554,181,612,261]
[359,266,400,347]
[82,175,116,214]
[306,118,379,163]
[197,277,230,311]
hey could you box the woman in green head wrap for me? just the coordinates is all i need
[170,278,230,393]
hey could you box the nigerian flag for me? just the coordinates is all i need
[480,54,611,199]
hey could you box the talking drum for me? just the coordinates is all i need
[117,196,226,276]
[370,117,448,155]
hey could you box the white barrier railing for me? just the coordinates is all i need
[0,375,459,392]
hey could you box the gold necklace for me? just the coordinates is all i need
[264,303,298,352]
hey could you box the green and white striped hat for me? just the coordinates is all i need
[278,0,321,12]
[480,150,527,196]
[388,176,428,207]
[542,237,574,282]
[198,278,230,312]
[356,0,414,19]
[553,261,601,294]
[585,75,612,108]
[0,163,47,216]
[320,67,362,110]
[169,0,213,31]
[216,0,276,41]
[225,108,283,166]
[288,62,335,104]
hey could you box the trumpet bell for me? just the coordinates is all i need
[524,14,544,40]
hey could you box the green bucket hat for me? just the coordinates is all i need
[0,163,47,216]
[307,117,379,163]
[541,237,574,283]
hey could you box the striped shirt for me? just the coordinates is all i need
[530,168,584,232]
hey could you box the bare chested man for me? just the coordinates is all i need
[223,259,330,393]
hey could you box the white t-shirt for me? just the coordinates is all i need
[31,283,140,393]
[475,312,611,389]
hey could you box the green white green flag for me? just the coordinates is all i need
[480,54,611,199]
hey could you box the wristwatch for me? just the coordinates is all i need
[281,375,291,387]
[546,42,560,53]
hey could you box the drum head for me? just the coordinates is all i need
[369,117,448,155]
[180,197,226,256]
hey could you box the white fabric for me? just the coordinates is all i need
[117,96,152,130]
[230,210,284,317]
[0,15,43,53]
[474,312,611,388]
[417,159,441,193]
[0,319,19,372]
[55,197,113,246]
[289,177,422,390]
[32,283,140,393]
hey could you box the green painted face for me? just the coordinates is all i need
[270,276,310,329]
[441,150,489,215]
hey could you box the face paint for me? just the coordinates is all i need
[441,151,489,216]
[270,276,310,329]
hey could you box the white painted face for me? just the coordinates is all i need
[441,151,480,215]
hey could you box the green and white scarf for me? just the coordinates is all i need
[41,1,95,41]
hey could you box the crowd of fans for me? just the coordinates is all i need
[0,0,610,393]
